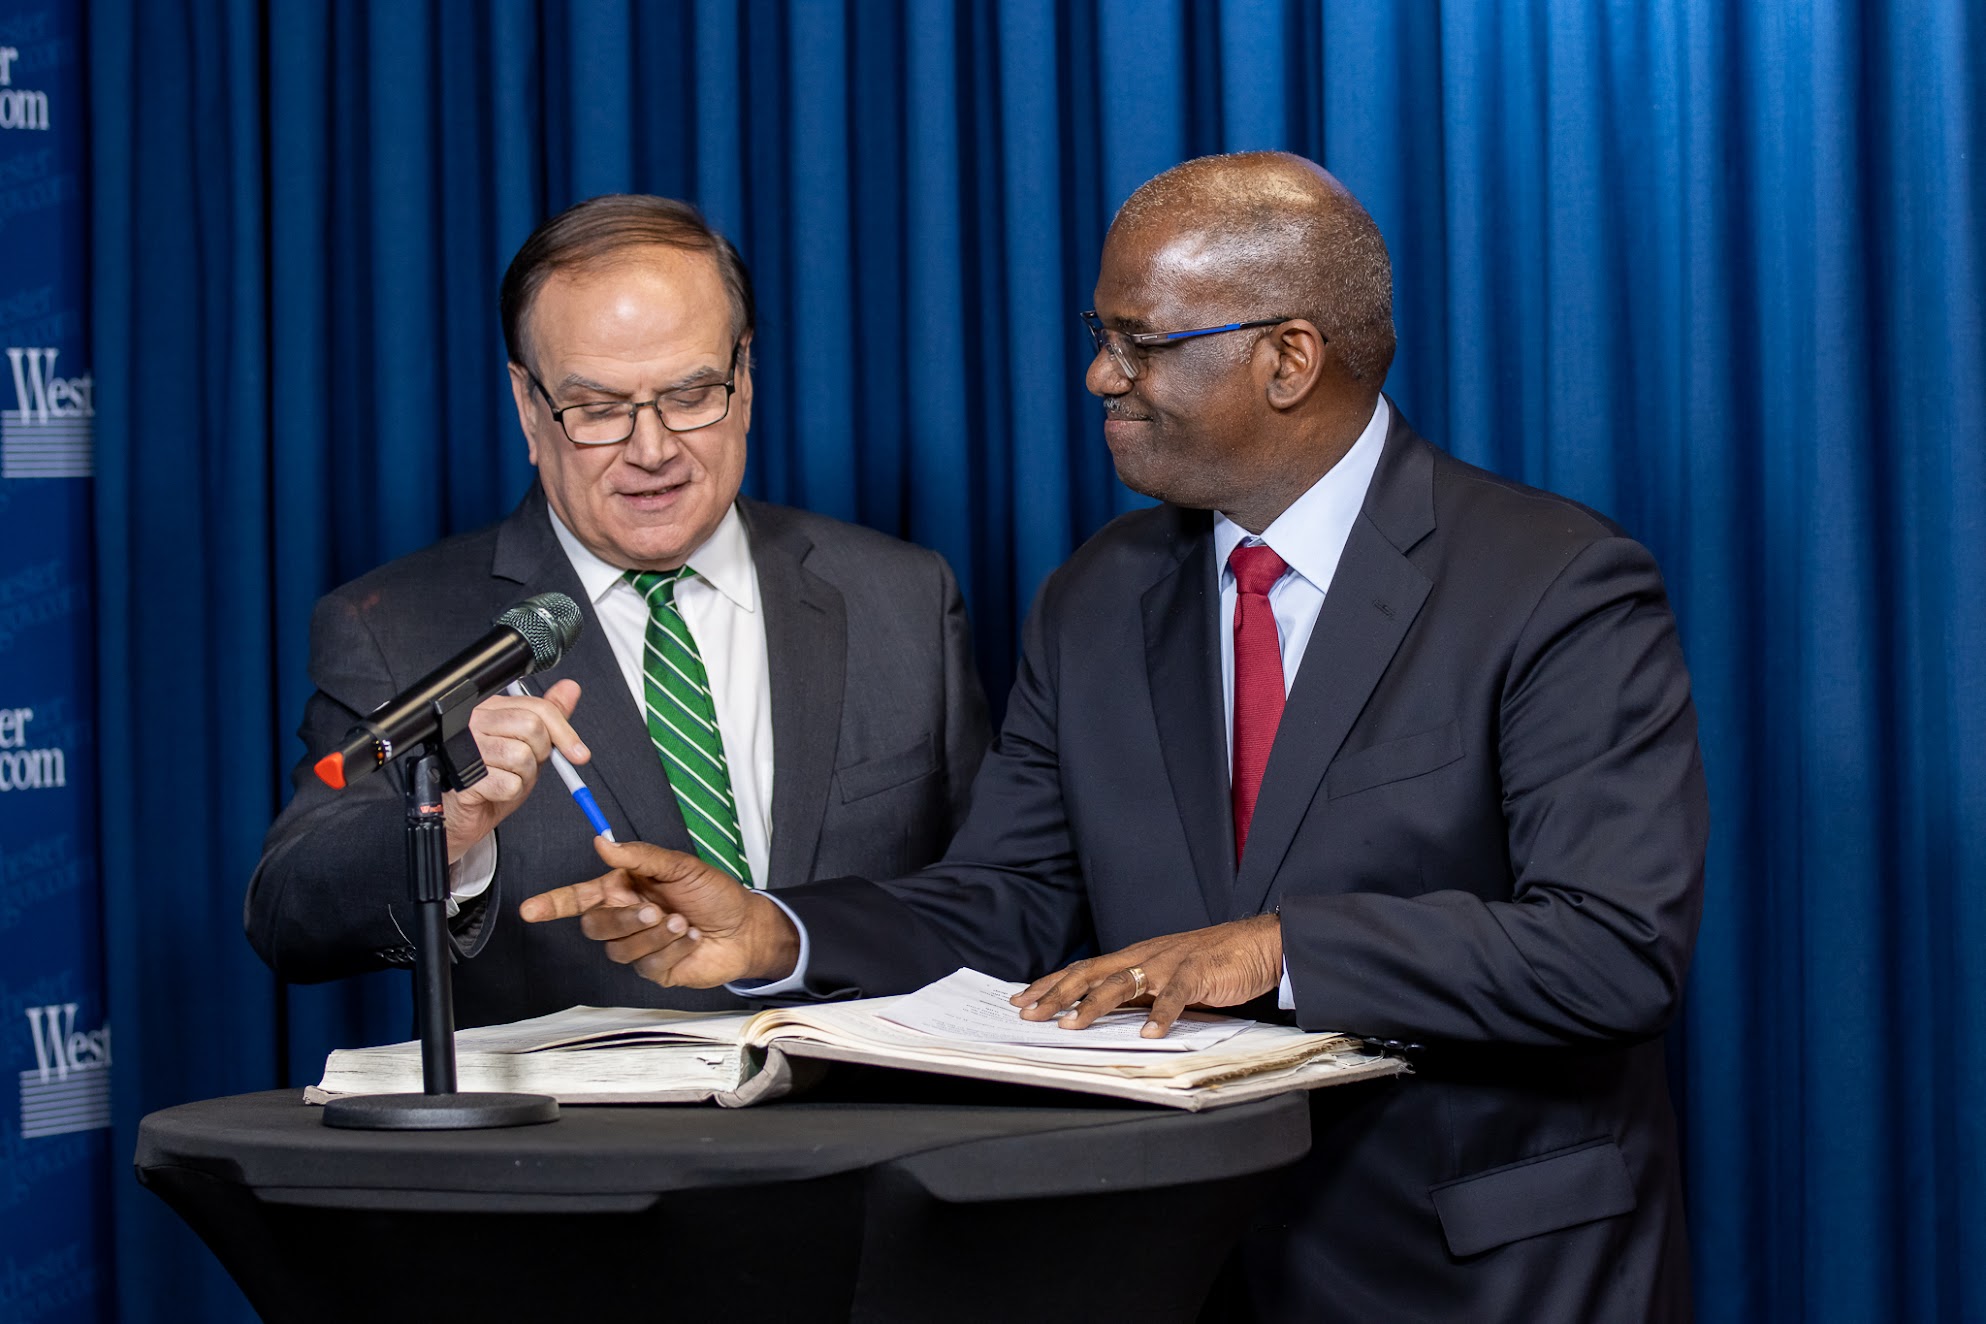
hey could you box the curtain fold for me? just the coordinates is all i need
[90,3,1984,1321]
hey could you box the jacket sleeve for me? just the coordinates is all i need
[243,589,497,982]
[783,579,1092,998]
[1281,536,1708,1049]
[931,550,992,837]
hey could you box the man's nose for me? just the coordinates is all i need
[1085,347,1131,398]
[619,404,680,467]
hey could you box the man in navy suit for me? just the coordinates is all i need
[525,154,1706,1321]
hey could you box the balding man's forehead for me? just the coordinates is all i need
[1145,228,1231,275]
[1103,215,1268,295]
[1096,224,1257,326]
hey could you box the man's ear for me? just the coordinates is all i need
[1261,320,1328,411]
[733,335,754,434]
[507,362,544,466]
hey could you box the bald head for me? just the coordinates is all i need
[1111,152,1395,386]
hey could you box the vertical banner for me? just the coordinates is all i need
[0,2,111,1322]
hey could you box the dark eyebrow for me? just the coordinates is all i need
[554,374,627,398]
[662,363,730,391]
[555,360,731,398]
[1107,315,1155,334]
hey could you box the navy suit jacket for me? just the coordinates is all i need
[247,486,990,1026]
[779,408,1706,1322]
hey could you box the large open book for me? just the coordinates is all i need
[307,969,1405,1112]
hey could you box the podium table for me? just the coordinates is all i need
[135,1073,1310,1323]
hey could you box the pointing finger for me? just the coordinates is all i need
[519,879,612,922]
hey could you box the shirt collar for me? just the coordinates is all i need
[1213,395,1390,594]
[548,501,760,614]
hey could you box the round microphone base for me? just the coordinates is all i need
[320,1092,560,1131]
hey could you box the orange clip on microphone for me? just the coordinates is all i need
[314,751,346,789]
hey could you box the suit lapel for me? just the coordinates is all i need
[491,485,688,850]
[1233,411,1438,916]
[743,501,847,888]
[1142,509,1237,924]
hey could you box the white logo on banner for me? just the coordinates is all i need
[18,1003,110,1138]
[0,46,49,132]
[0,706,64,791]
[1,347,91,478]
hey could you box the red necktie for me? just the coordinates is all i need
[1229,543,1290,859]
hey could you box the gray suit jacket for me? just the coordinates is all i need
[246,486,989,1024]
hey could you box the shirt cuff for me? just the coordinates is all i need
[725,890,811,998]
[1278,958,1294,1010]
[446,833,498,917]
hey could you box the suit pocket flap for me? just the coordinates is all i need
[1429,1138,1636,1258]
[1325,721,1463,799]
[836,737,938,803]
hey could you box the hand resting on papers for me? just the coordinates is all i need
[523,840,1285,1041]
[1013,914,1284,1039]
[518,839,800,987]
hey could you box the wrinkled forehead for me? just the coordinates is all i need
[542,243,724,314]
[528,248,734,362]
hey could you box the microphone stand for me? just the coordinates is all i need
[321,683,559,1130]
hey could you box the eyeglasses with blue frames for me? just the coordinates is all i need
[1080,311,1304,381]
[526,342,742,445]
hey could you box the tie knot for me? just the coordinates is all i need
[1228,543,1289,597]
[626,567,696,608]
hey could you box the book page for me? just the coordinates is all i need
[874,968,1250,1052]
[446,1005,759,1053]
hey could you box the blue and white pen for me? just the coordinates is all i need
[502,680,616,842]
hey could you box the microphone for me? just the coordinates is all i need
[313,592,584,790]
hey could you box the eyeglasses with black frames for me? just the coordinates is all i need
[527,342,742,445]
[1080,311,1306,382]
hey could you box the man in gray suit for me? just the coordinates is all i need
[246,195,990,1026]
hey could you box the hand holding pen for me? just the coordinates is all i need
[503,680,616,841]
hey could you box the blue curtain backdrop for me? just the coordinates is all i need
[88,2,1983,1322]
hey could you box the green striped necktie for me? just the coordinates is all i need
[625,568,753,886]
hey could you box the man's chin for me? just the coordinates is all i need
[1110,464,1228,513]
[591,513,710,573]
[1107,452,1178,505]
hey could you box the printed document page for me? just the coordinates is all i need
[877,968,1250,1053]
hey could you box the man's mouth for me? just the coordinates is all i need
[616,479,689,502]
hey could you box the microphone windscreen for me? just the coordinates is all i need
[498,593,584,672]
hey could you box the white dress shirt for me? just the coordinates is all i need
[453,502,776,898]
[1216,399,1390,1006]
[1213,396,1390,756]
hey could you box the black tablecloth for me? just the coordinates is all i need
[136,1071,1310,1323]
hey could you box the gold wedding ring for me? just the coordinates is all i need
[1126,965,1148,999]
